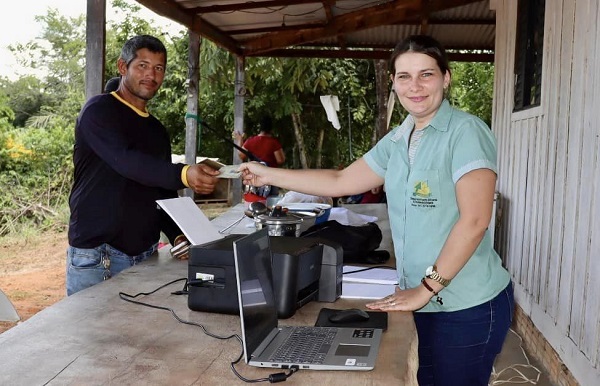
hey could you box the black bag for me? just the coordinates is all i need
[300,220,389,264]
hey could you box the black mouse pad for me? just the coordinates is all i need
[314,307,388,331]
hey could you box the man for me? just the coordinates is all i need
[235,115,285,195]
[236,116,285,168]
[67,35,219,295]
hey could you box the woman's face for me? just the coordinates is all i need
[391,52,450,127]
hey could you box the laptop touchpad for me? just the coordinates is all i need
[335,344,371,357]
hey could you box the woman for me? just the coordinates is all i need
[239,35,513,385]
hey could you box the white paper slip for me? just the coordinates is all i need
[218,164,242,179]
[341,282,397,300]
[343,265,399,285]
[156,197,223,245]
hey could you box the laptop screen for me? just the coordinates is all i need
[233,228,278,360]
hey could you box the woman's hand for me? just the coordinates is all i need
[365,285,432,312]
[239,161,271,187]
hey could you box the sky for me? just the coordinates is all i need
[0,0,182,80]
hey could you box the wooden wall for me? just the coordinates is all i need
[492,1,600,384]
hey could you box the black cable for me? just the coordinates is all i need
[185,113,264,163]
[118,278,238,341]
[118,278,300,383]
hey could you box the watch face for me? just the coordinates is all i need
[426,266,434,276]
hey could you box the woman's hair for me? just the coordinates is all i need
[119,35,167,67]
[389,35,450,76]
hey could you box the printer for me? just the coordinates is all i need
[188,234,343,319]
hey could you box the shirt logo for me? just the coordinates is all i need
[411,180,438,208]
[413,181,431,198]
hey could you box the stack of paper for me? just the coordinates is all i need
[341,265,398,299]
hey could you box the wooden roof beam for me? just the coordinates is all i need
[189,0,323,14]
[323,0,346,50]
[226,17,494,36]
[241,0,422,55]
[134,0,242,54]
[248,48,493,62]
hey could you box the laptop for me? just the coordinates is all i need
[233,228,383,370]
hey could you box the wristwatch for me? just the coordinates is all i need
[425,265,451,287]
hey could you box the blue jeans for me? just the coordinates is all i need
[66,243,156,296]
[413,281,514,386]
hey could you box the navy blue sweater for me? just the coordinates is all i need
[68,93,185,255]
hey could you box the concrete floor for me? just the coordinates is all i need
[490,328,555,385]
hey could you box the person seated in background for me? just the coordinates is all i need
[235,116,285,168]
[346,185,386,204]
[235,116,285,195]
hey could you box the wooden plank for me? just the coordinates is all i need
[555,0,577,335]
[538,0,562,320]
[544,0,570,322]
[529,115,543,303]
[577,0,600,363]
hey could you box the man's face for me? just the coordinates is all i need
[119,48,166,101]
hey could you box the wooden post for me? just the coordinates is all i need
[232,56,245,205]
[85,0,106,100]
[183,31,201,199]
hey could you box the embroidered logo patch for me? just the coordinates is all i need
[413,181,431,198]
[411,180,437,208]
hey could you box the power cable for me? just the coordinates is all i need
[118,278,300,383]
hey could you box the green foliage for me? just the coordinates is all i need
[450,61,494,127]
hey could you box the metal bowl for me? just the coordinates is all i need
[254,214,304,237]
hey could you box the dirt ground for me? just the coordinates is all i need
[0,203,230,334]
[0,230,68,334]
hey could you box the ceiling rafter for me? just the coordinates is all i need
[240,0,422,55]
[133,0,495,62]
[188,0,324,14]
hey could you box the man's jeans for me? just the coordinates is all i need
[66,243,156,296]
[414,281,514,386]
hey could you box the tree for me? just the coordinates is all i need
[450,61,494,127]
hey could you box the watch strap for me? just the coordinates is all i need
[426,265,451,287]
[421,278,444,305]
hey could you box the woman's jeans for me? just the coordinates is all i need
[413,281,514,386]
[66,243,156,296]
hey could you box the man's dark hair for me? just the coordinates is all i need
[120,35,167,67]
[104,76,120,93]
[259,116,273,133]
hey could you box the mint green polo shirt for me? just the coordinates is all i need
[364,100,510,312]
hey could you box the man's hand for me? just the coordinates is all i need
[170,235,190,260]
[186,164,219,194]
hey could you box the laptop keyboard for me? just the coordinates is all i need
[269,327,338,364]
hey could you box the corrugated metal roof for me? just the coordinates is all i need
[134,0,495,61]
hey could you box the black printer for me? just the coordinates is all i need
[188,234,342,318]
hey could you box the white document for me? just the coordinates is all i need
[327,207,378,225]
[156,197,223,245]
[341,282,397,300]
[343,265,398,285]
